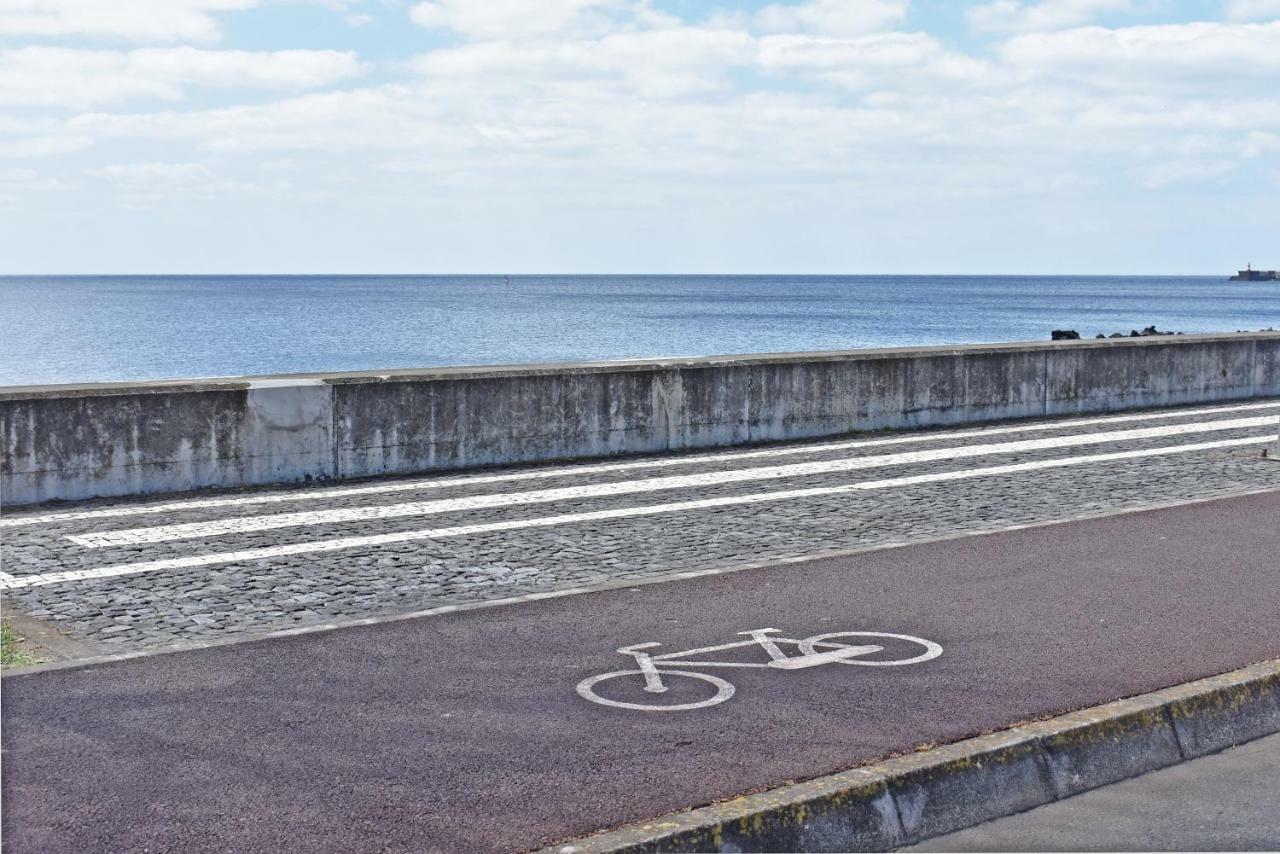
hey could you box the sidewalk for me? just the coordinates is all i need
[908,731,1280,852]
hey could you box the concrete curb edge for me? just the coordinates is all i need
[542,658,1280,853]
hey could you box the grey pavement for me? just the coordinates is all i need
[4,490,1280,853]
[907,730,1280,852]
[3,398,1280,657]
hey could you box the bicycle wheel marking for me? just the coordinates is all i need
[799,632,943,667]
[577,627,942,712]
[576,670,736,711]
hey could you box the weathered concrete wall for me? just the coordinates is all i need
[4,333,1279,506]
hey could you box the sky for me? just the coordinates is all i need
[0,0,1278,274]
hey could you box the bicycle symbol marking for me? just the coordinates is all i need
[576,627,942,712]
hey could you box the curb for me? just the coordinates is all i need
[543,658,1280,853]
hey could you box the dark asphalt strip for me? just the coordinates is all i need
[3,490,1280,853]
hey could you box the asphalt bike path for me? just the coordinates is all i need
[4,490,1280,852]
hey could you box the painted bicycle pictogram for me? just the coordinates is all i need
[576,627,942,711]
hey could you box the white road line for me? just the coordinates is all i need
[66,414,1280,548]
[5,400,1279,529]
[2,434,1267,590]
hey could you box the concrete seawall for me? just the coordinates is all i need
[4,333,1279,506]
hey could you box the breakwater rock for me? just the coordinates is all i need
[1095,325,1184,339]
[1050,326,1183,341]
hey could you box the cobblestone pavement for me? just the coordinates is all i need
[3,399,1280,658]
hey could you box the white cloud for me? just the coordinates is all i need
[5,0,1280,234]
[0,132,92,156]
[44,12,1280,189]
[0,165,66,188]
[0,0,378,42]
[409,0,651,39]
[1225,0,1280,21]
[71,85,431,153]
[1241,130,1280,157]
[1000,20,1280,86]
[89,160,218,181]
[86,160,261,204]
[0,164,69,207]
[967,0,1134,33]
[755,32,992,89]
[751,0,908,37]
[0,46,364,108]
[411,27,756,97]
[0,0,260,43]
[1131,158,1237,188]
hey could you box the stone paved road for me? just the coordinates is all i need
[3,399,1280,657]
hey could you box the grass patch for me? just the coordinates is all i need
[1,621,44,668]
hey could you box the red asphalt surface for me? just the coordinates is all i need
[3,490,1280,853]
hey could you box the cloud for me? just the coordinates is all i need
[0,0,260,43]
[88,160,219,181]
[1241,130,1280,157]
[6,0,1280,225]
[0,165,70,209]
[70,85,430,153]
[0,0,379,43]
[47,12,1280,186]
[0,165,67,189]
[0,132,92,157]
[410,26,756,98]
[0,46,364,108]
[1000,20,1280,87]
[755,32,992,90]
[1224,0,1280,21]
[1131,158,1237,188]
[967,0,1134,33]
[409,0,650,39]
[751,0,908,37]
[86,160,260,204]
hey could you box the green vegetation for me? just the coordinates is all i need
[1,622,43,668]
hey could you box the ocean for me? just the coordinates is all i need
[2,274,1277,386]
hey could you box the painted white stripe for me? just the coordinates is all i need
[5,400,1279,529]
[67,414,1280,548]
[3,434,1268,590]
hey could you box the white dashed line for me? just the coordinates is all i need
[5,400,1278,529]
[66,414,1280,548]
[3,434,1268,590]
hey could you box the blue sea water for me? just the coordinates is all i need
[1,275,1277,386]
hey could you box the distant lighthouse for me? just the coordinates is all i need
[1230,263,1279,281]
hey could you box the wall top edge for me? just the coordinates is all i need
[3,332,1279,401]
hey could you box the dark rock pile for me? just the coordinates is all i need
[1052,326,1278,341]
[1094,325,1183,339]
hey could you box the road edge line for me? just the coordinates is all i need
[540,657,1280,854]
[3,484,1278,678]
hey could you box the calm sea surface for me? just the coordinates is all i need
[2,275,1277,386]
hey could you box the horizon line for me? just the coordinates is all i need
[0,271,1241,278]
